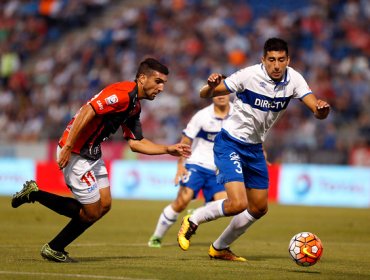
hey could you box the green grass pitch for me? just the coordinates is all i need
[1,196,369,280]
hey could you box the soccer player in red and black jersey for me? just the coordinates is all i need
[11,58,191,262]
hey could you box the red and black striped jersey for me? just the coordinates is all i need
[59,81,143,160]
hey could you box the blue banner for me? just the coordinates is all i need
[0,159,35,195]
[278,164,370,208]
[111,160,178,200]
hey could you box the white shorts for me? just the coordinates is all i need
[57,147,109,204]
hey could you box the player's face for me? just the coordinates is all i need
[213,95,230,107]
[262,51,290,82]
[139,71,168,100]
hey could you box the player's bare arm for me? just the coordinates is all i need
[174,136,192,185]
[200,73,230,98]
[301,94,330,120]
[58,104,96,169]
[128,138,191,158]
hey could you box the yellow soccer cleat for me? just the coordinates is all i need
[208,244,247,262]
[177,214,197,251]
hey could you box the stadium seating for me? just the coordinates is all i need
[0,0,368,164]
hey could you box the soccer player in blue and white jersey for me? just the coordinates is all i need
[177,38,330,261]
[148,95,233,248]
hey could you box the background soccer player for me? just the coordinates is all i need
[11,58,191,263]
[148,95,233,248]
[177,38,330,261]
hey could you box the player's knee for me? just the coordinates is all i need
[175,204,187,212]
[81,211,101,223]
[248,204,268,219]
[172,198,189,212]
[101,203,111,216]
[227,199,248,215]
[236,200,248,213]
[100,196,112,216]
[80,205,108,223]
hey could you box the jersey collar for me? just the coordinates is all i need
[211,103,233,120]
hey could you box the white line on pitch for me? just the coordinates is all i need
[0,271,157,280]
[0,242,179,248]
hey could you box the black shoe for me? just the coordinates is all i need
[11,180,38,208]
[40,243,78,263]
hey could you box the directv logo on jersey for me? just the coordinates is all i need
[237,90,291,112]
[254,98,287,111]
[105,94,118,105]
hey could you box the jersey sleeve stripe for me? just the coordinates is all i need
[299,92,313,100]
[223,80,233,93]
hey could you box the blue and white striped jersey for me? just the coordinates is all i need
[183,103,233,171]
[223,63,312,144]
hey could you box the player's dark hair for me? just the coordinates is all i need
[135,58,169,79]
[263,38,289,56]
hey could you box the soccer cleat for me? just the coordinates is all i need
[40,243,77,263]
[11,180,39,208]
[148,235,162,248]
[177,214,197,251]
[208,244,247,262]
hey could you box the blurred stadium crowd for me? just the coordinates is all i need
[0,0,369,164]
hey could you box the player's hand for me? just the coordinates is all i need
[207,73,223,88]
[167,143,191,158]
[174,165,188,186]
[57,145,72,170]
[315,100,330,119]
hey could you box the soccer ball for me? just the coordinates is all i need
[288,232,323,266]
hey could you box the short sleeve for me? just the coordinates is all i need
[89,83,131,115]
[293,71,312,99]
[182,110,203,139]
[224,68,250,93]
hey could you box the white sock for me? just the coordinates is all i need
[190,199,226,225]
[213,209,257,249]
[153,205,179,238]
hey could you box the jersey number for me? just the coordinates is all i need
[233,161,242,174]
[182,171,192,183]
[81,170,96,186]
